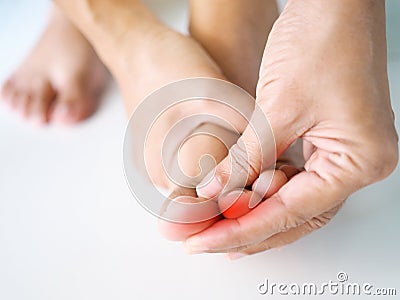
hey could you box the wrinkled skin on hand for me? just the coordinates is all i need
[181,0,399,256]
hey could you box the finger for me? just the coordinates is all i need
[235,204,342,257]
[252,169,288,200]
[218,169,288,219]
[185,151,353,253]
[196,97,308,199]
[218,189,260,219]
[195,128,268,199]
[279,165,301,179]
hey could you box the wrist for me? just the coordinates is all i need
[282,0,386,53]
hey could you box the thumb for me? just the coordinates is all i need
[196,103,303,199]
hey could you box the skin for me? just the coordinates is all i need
[7,0,396,256]
[219,170,288,219]
[159,168,291,241]
[51,0,279,240]
[52,0,221,112]
[189,0,279,96]
[0,6,107,125]
[1,0,275,125]
[1,0,275,239]
[188,0,399,256]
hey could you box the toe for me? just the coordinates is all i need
[2,76,57,124]
[7,89,19,110]
[50,88,97,125]
[158,194,221,241]
[17,92,33,119]
[11,91,28,117]
[1,78,14,102]
[1,78,20,109]
[29,80,56,125]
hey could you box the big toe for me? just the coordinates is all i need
[50,88,98,125]
[1,78,14,103]
[1,78,23,110]
[158,195,221,241]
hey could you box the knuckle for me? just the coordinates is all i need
[305,213,332,231]
[273,193,307,231]
[305,205,341,232]
[229,139,261,180]
[364,136,399,182]
[229,219,251,248]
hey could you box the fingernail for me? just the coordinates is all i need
[226,252,246,260]
[184,237,208,254]
[248,192,262,209]
[196,176,223,199]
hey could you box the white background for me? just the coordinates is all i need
[0,1,399,299]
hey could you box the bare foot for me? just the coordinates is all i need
[52,0,256,240]
[0,6,107,125]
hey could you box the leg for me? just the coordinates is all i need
[1,5,107,125]
[189,0,279,96]
[54,0,224,112]
[53,0,250,183]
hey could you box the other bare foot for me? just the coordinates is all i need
[0,6,107,125]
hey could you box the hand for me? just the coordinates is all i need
[184,0,398,256]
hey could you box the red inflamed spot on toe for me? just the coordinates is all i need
[219,190,261,219]
[219,170,289,219]
[158,196,221,241]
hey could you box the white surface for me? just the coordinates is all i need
[0,1,399,299]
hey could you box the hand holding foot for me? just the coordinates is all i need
[186,0,398,256]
